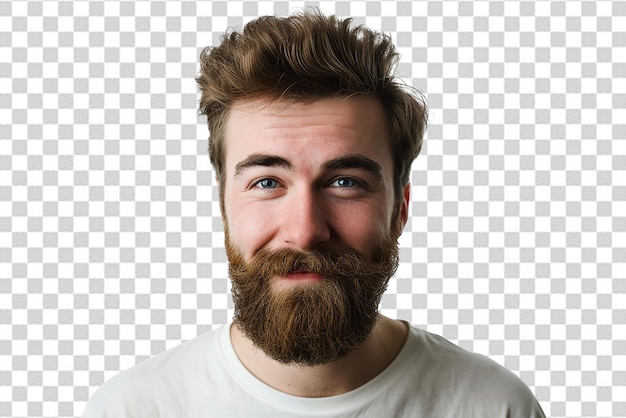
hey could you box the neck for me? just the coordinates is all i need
[230,315,409,397]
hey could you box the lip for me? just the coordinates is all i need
[285,271,325,283]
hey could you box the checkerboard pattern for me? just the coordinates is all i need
[1,0,625,417]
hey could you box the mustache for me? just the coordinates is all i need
[228,244,399,283]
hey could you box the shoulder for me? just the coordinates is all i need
[403,326,546,417]
[81,327,223,418]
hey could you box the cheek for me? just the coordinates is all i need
[332,204,391,254]
[224,197,278,258]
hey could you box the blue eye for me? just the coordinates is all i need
[254,178,279,189]
[331,178,358,188]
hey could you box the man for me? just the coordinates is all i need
[83,10,545,417]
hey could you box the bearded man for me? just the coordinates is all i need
[83,10,545,417]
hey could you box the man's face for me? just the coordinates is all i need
[221,96,409,365]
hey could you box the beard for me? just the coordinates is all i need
[226,230,400,367]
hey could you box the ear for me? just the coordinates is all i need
[396,183,410,234]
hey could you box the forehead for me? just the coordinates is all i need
[223,96,392,169]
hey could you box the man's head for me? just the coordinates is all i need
[196,10,427,366]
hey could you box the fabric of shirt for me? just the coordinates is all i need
[82,323,546,418]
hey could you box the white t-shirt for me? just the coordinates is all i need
[82,323,545,417]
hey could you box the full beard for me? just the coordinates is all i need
[226,231,400,367]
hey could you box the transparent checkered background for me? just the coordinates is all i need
[1,0,625,417]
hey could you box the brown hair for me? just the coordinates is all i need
[197,10,427,216]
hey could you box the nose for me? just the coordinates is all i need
[280,186,331,250]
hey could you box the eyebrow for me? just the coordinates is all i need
[321,154,383,181]
[234,154,293,177]
[233,153,383,180]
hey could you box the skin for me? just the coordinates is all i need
[221,95,411,397]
